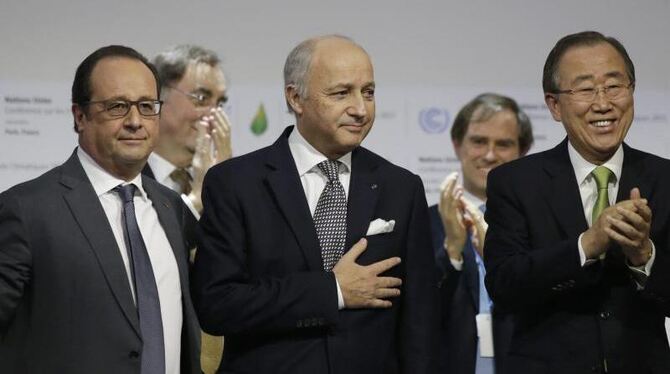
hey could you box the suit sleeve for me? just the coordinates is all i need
[483,168,591,312]
[0,190,32,335]
[192,166,338,336]
[399,176,439,373]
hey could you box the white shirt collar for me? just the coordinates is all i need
[148,152,179,185]
[462,187,486,208]
[288,126,352,176]
[77,147,148,201]
[567,141,623,186]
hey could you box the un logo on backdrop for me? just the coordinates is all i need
[419,108,450,134]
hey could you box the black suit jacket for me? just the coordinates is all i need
[429,205,514,374]
[192,126,438,374]
[484,139,670,374]
[0,151,201,374]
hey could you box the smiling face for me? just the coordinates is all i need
[74,56,159,180]
[287,38,375,160]
[545,42,634,164]
[454,109,521,200]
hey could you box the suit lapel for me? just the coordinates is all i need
[265,128,323,271]
[143,179,190,292]
[345,147,379,250]
[462,240,480,310]
[543,139,589,238]
[60,152,140,336]
[616,144,652,203]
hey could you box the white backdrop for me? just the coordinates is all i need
[1,0,668,196]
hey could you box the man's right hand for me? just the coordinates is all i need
[333,238,402,309]
[438,177,467,260]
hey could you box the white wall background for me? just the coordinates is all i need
[1,0,669,197]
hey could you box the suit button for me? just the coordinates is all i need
[129,351,139,359]
[600,311,610,320]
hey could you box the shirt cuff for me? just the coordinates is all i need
[578,233,598,267]
[180,194,201,220]
[449,257,464,271]
[336,277,345,310]
[628,240,655,289]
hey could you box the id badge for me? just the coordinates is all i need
[475,313,494,358]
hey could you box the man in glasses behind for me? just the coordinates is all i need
[147,44,232,223]
[148,44,230,374]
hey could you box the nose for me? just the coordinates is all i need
[123,104,143,130]
[483,143,497,162]
[591,89,613,112]
[347,93,368,118]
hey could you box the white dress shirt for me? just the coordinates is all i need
[288,127,351,309]
[78,148,183,374]
[147,152,201,219]
[568,143,655,278]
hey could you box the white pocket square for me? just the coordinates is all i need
[366,218,396,236]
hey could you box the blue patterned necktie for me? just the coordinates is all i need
[313,160,347,271]
[115,184,165,374]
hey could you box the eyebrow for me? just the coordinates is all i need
[571,71,626,85]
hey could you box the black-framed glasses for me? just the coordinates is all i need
[82,99,163,117]
[551,82,634,102]
[166,86,228,109]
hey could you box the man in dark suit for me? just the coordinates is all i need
[193,35,438,373]
[430,93,533,374]
[484,31,670,374]
[0,45,200,374]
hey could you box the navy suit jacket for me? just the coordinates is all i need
[484,139,670,374]
[429,205,514,374]
[0,151,201,374]
[192,126,438,374]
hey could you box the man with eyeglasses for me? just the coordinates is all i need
[0,45,201,373]
[484,31,670,373]
[147,44,232,220]
[148,44,229,374]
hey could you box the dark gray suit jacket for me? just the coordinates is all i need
[0,150,201,374]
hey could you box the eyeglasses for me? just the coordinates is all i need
[82,99,163,117]
[166,86,228,109]
[551,82,634,102]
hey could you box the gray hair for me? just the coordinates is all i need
[451,93,534,155]
[283,35,358,111]
[152,44,221,93]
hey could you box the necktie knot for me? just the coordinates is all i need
[169,168,192,195]
[114,184,136,204]
[592,166,613,190]
[318,160,342,183]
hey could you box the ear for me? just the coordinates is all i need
[452,139,462,160]
[285,85,304,115]
[72,104,87,133]
[544,93,562,122]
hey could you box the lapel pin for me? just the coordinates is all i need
[371,184,378,190]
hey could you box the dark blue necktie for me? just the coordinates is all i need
[115,184,165,374]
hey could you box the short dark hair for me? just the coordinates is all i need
[542,31,635,93]
[71,45,160,132]
[451,93,534,155]
[152,44,221,91]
